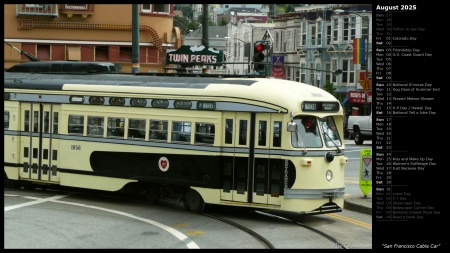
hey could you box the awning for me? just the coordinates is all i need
[335,86,356,93]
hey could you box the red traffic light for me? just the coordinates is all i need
[254,43,264,52]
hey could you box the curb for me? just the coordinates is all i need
[344,199,372,216]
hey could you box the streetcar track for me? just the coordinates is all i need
[5,184,370,248]
[201,213,275,249]
[255,210,349,249]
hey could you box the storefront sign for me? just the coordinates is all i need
[348,90,372,104]
[166,45,223,66]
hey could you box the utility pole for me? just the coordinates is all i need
[132,4,140,73]
[202,4,209,48]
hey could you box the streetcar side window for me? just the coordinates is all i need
[33,111,39,133]
[273,121,282,147]
[149,120,168,141]
[128,118,146,139]
[24,110,30,132]
[258,120,267,146]
[4,111,9,129]
[225,119,233,144]
[68,114,84,134]
[107,117,125,138]
[87,116,104,136]
[43,111,50,133]
[195,122,215,145]
[238,120,247,145]
[172,121,191,143]
[53,112,58,134]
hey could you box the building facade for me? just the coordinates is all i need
[4,4,182,72]
[5,4,372,111]
[223,4,372,114]
[272,4,372,91]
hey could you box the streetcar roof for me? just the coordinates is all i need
[4,71,341,114]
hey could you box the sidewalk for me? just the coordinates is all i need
[344,193,372,215]
[343,138,372,215]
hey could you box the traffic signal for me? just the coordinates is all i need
[253,42,265,72]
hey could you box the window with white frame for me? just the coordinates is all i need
[341,59,355,84]
[332,59,338,83]
[332,18,339,43]
[300,63,306,82]
[325,63,331,84]
[350,16,356,40]
[275,32,279,52]
[287,30,292,52]
[142,4,170,14]
[342,59,349,83]
[309,63,315,85]
[350,63,355,83]
[301,23,307,46]
[142,4,152,12]
[315,63,320,86]
[327,24,332,45]
[343,17,350,42]
[311,24,316,46]
[286,66,290,81]
[317,22,322,47]
[362,16,370,44]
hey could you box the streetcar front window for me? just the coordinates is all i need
[291,116,342,148]
[291,116,322,148]
[319,116,342,147]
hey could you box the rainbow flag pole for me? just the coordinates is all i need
[353,38,365,65]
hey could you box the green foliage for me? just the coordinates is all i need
[174,16,200,34]
[219,17,228,26]
[114,63,122,71]
[322,81,335,93]
[276,5,286,15]
[322,81,346,101]
[177,4,193,19]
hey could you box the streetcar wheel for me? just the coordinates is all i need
[20,181,34,190]
[185,189,205,213]
[354,129,364,145]
[4,179,20,188]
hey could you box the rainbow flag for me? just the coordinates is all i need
[353,38,365,65]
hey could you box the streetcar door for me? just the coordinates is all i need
[19,103,60,183]
[252,113,284,206]
[220,112,251,203]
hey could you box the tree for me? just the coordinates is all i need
[219,17,227,26]
[322,81,339,99]
[173,16,200,35]
[177,4,193,19]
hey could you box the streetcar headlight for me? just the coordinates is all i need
[326,170,333,181]
[324,151,334,163]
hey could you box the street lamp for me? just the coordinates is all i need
[335,9,371,115]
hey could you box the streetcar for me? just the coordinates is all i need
[4,61,347,215]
